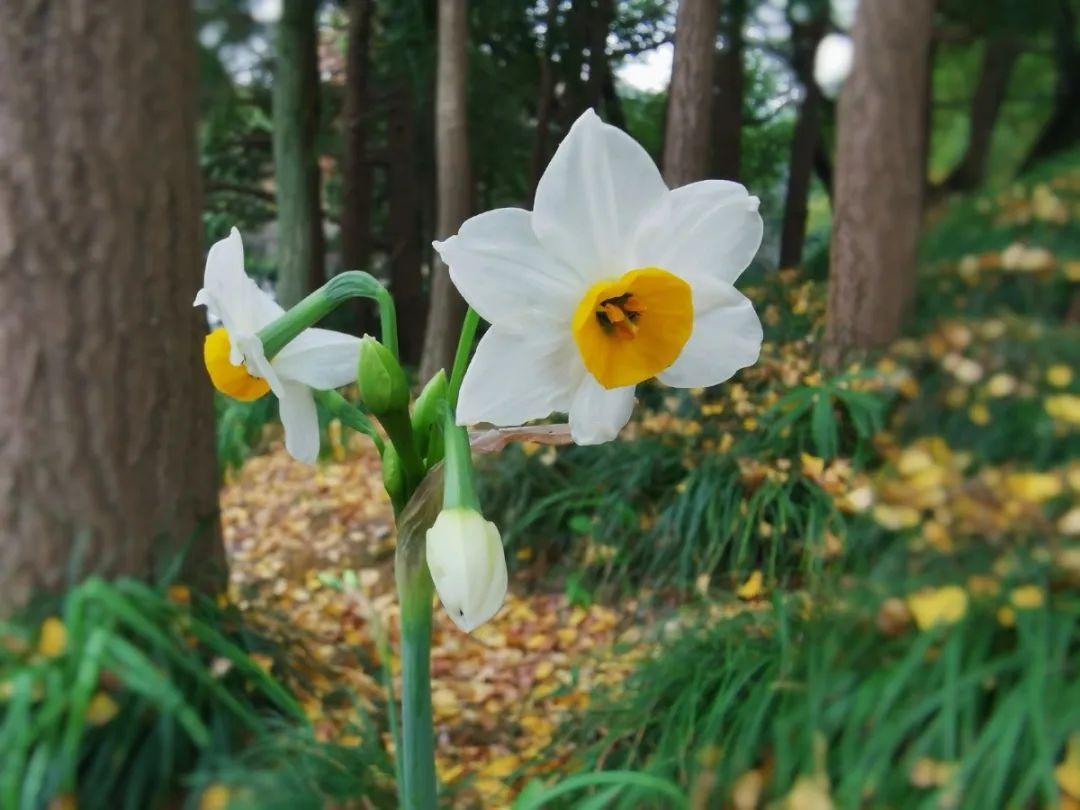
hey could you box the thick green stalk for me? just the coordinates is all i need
[257,271,395,359]
[393,469,444,809]
[397,564,436,809]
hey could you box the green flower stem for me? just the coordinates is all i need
[397,563,436,809]
[257,270,398,359]
[441,408,480,511]
[393,469,444,809]
[447,307,479,409]
[314,390,384,454]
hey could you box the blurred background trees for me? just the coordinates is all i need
[0,0,1075,607]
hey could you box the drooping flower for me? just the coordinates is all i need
[435,109,763,445]
[194,228,361,463]
[425,507,507,632]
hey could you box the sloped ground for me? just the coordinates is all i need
[219,156,1080,808]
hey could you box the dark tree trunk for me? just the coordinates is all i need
[420,0,472,382]
[943,40,1019,192]
[664,0,720,186]
[1022,0,1080,172]
[0,0,221,611]
[341,0,376,334]
[779,13,827,269]
[530,0,560,201]
[341,0,374,273]
[273,0,325,307]
[387,86,427,365]
[713,0,745,181]
[825,0,934,361]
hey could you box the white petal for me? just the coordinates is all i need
[631,180,763,286]
[456,328,582,427]
[533,109,668,281]
[426,508,507,632]
[278,382,321,464]
[435,208,584,331]
[197,227,284,337]
[237,334,285,397]
[658,281,762,388]
[271,328,361,389]
[568,375,635,445]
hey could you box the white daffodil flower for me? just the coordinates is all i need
[425,507,508,632]
[434,109,764,445]
[194,227,361,464]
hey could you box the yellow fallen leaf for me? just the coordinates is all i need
[906,586,968,631]
[85,692,119,726]
[736,570,764,601]
[872,504,921,531]
[198,784,232,810]
[731,768,764,810]
[1047,365,1074,388]
[1060,508,1080,536]
[1007,472,1062,503]
[782,775,833,810]
[38,617,67,658]
[1010,584,1045,610]
[1047,395,1080,426]
[1056,733,1080,799]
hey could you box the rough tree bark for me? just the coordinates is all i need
[420,0,471,382]
[664,0,719,187]
[0,0,221,612]
[273,0,325,307]
[825,0,934,361]
[942,40,1019,193]
[713,0,745,181]
[779,10,828,269]
[341,0,376,334]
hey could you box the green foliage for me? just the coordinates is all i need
[564,584,1079,808]
[0,577,393,810]
[216,392,277,472]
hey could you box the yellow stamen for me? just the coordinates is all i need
[571,267,692,389]
[203,328,270,401]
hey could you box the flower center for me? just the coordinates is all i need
[571,267,693,389]
[203,327,271,401]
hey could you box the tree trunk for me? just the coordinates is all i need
[1021,0,1080,172]
[779,13,827,269]
[530,0,560,202]
[825,0,934,361]
[0,0,221,612]
[942,40,1018,192]
[387,86,427,366]
[273,0,325,307]
[664,0,719,187]
[713,0,745,180]
[341,0,376,335]
[420,0,471,382]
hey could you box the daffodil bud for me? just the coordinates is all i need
[425,508,507,632]
[357,336,410,417]
[411,370,448,463]
[381,444,405,514]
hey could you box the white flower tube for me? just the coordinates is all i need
[425,508,507,632]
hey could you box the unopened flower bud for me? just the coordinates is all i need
[411,370,448,462]
[357,336,410,416]
[425,508,507,632]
